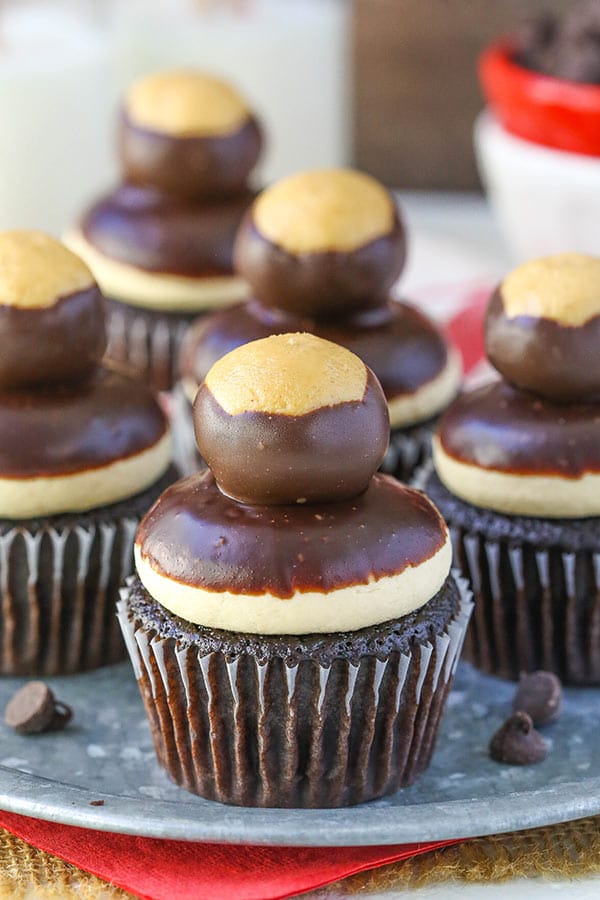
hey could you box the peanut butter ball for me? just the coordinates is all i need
[234,169,406,317]
[486,254,600,402]
[0,231,106,388]
[120,69,262,200]
[194,333,390,505]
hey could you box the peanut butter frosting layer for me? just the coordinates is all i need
[434,379,600,517]
[134,470,451,633]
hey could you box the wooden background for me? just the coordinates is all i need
[353,0,568,189]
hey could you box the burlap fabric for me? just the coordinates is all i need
[0,816,599,898]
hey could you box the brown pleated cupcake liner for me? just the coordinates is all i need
[117,573,472,808]
[379,421,434,483]
[454,527,600,684]
[416,462,600,684]
[0,518,140,676]
[106,300,196,392]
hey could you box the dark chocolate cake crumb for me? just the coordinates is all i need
[513,671,563,726]
[125,573,460,665]
[5,682,73,734]
[490,712,548,766]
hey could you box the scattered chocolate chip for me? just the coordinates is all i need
[490,712,548,765]
[5,681,73,735]
[89,800,105,807]
[51,701,73,731]
[513,670,563,726]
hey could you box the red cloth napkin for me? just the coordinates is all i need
[0,287,486,900]
[0,811,459,900]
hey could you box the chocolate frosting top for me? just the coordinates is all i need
[81,184,255,277]
[486,287,600,402]
[0,366,167,478]
[180,299,449,401]
[136,470,447,598]
[438,378,600,477]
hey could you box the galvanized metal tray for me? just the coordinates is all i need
[0,661,597,846]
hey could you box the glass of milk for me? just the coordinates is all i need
[111,0,351,184]
[0,0,116,235]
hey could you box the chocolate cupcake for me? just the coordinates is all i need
[179,169,461,480]
[66,69,263,391]
[0,231,175,675]
[119,333,472,808]
[425,253,600,684]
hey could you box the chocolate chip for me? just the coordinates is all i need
[5,681,72,735]
[513,670,563,726]
[89,800,105,807]
[490,712,548,765]
[50,701,73,731]
[515,1,600,85]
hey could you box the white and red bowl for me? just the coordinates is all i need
[475,41,600,260]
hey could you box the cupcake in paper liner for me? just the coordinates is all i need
[65,69,263,391]
[119,333,472,808]
[178,169,461,481]
[425,253,600,684]
[0,231,176,675]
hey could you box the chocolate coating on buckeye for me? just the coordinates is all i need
[0,231,106,387]
[120,69,262,199]
[234,213,405,317]
[194,333,389,505]
[120,114,262,201]
[486,287,600,403]
[136,470,446,597]
[180,299,449,401]
[0,285,106,389]
[81,184,255,277]
[195,370,389,505]
[438,379,600,477]
[0,367,167,477]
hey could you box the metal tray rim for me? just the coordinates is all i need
[2,765,599,846]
